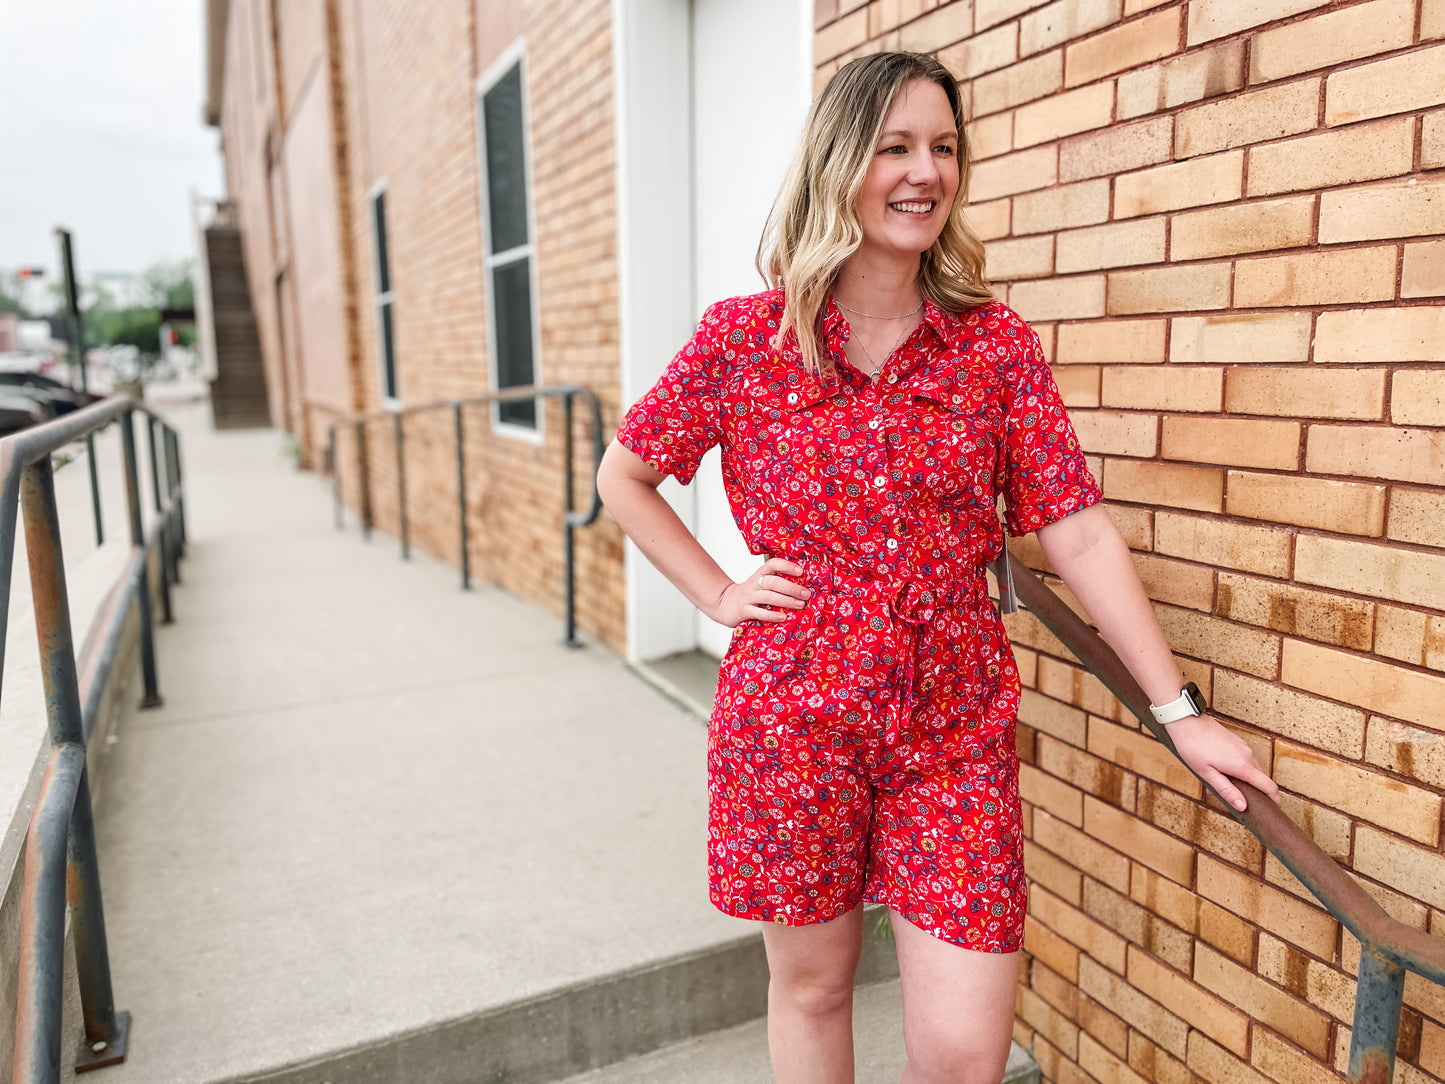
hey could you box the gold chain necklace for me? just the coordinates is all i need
[850,321,915,381]
[835,297,924,320]
[835,296,924,380]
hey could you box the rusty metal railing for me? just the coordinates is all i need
[1007,551,1443,1084]
[325,385,604,647]
[7,399,187,1082]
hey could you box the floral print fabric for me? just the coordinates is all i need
[616,290,1100,951]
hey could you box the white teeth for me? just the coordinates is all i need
[891,201,934,213]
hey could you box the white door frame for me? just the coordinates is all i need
[612,0,813,663]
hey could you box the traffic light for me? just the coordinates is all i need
[16,268,44,278]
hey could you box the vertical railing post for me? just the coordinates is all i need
[18,454,130,1074]
[356,419,373,541]
[394,411,408,560]
[164,429,182,582]
[144,416,173,624]
[562,392,579,649]
[329,425,342,530]
[166,425,186,551]
[453,402,469,590]
[1350,944,1406,1084]
[119,412,162,709]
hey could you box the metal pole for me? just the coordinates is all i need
[1350,945,1406,1084]
[562,393,579,648]
[356,420,372,540]
[18,455,129,1073]
[394,411,408,560]
[55,228,103,547]
[454,402,469,590]
[329,425,342,529]
[118,412,162,708]
[11,744,82,1084]
[167,426,187,550]
[67,760,129,1071]
[162,429,182,581]
[144,417,173,624]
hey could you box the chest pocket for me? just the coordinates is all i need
[898,369,1004,505]
[739,376,849,509]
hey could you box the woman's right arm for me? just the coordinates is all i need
[596,439,809,627]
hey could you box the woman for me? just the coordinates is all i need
[596,51,1278,1084]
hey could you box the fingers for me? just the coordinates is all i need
[754,561,811,610]
[1200,769,1247,812]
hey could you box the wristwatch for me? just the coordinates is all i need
[1150,682,1207,725]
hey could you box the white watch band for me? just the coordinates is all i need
[1150,683,1205,725]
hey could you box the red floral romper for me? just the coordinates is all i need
[616,290,1101,952]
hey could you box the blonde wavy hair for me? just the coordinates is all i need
[757,52,993,376]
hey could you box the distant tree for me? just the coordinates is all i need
[0,273,28,316]
[141,258,195,311]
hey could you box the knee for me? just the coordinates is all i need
[768,968,856,1019]
[903,1032,1009,1084]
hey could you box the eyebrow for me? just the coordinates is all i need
[878,128,958,141]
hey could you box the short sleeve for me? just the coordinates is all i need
[1000,325,1101,536]
[615,305,727,486]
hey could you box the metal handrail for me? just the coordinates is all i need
[326,385,605,647]
[6,397,187,1082]
[1007,551,1439,1084]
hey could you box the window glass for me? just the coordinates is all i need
[483,65,528,255]
[379,300,397,400]
[373,191,390,295]
[492,258,535,427]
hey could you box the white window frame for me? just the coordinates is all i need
[476,39,544,444]
[369,178,401,409]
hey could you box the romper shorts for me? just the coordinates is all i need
[706,559,1026,953]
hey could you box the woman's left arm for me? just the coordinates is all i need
[1034,504,1280,812]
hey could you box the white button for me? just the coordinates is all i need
[874,476,886,488]
[888,373,898,384]
[886,538,899,549]
[869,417,880,429]
[788,392,798,404]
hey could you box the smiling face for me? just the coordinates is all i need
[853,78,961,271]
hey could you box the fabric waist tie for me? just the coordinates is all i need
[792,559,990,745]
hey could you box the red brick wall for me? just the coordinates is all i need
[815,2,1445,1081]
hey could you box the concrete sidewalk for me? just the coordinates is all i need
[90,398,768,1082]
[85,398,1036,1084]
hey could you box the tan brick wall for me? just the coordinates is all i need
[818,2,1445,1080]
[219,0,627,651]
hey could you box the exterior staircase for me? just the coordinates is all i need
[198,215,271,429]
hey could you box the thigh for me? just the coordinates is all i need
[761,903,866,995]
[892,909,1020,1080]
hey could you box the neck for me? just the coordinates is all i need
[832,252,923,317]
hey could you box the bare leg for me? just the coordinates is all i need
[760,905,865,1084]
[891,909,1020,1084]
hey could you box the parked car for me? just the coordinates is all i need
[0,371,86,415]
[0,393,50,436]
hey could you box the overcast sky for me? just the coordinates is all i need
[0,0,224,284]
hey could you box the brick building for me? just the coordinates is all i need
[206,1,1445,1080]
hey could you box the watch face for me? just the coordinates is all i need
[1184,681,1207,715]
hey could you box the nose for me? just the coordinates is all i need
[906,150,940,188]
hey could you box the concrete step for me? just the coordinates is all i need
[555,979,1040,1084]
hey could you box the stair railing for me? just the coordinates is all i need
[7,399,187,1082]
[326,385,604,647]
[1007,551,1444,1084]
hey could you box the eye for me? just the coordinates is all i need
[879,145,907,155]
[934,143,957,155]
